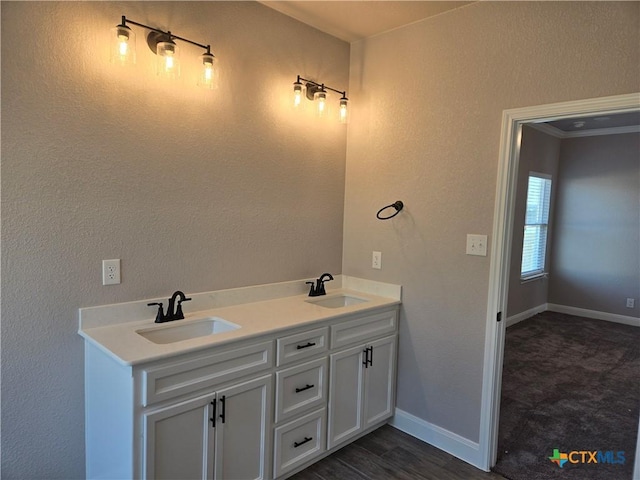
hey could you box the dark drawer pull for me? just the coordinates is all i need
[294,436,313,448]
[219,395,226,424]
[295,384,315,393]
[296,342,316,350]
[210,399,216,427]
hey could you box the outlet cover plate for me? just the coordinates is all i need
[102,259,121,285]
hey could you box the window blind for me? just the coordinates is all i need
[521,174,552,279]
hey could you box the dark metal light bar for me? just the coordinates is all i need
[297,75,346,98]
[119,16,212,55]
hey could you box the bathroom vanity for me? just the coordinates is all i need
[79,276,400,479]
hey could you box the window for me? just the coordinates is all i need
[521,173,552,279]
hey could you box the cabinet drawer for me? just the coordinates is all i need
[273,408,326,479]
[275,357,327,423]
[330,309,397,349]
[141,341,273,405]
[276,327,328,367]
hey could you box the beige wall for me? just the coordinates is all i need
[343,1,639,442]
[507,126,561,317]
[549,133,640,317]
[1,2,348,477]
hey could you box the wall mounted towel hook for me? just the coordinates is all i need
[376,200,404,220]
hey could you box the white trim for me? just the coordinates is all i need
[480,93,640,472]
[390,408,485,470]
[528,122,639,139]
[546,303,640,328]
[505,304,547,327]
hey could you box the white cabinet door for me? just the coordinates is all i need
[327,344,365,449]
[214,374,272,480]
[364,335,396,428]
[328,335,397,450]
[143,393,214,480]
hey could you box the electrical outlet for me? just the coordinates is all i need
[626,298,635,308]
[466,234,488,256]
[102,259,121,285]
[372,251,382,269]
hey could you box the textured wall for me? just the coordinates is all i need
[1,2,348,477]
[549,133,640,317]
[506,126,560,317]
[343,1,639,442]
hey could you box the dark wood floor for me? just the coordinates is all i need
[289,424,506,480]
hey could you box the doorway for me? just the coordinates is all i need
[477,93,640,476]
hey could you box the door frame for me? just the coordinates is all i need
[478,92,640,472]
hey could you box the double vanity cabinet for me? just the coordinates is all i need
[81,283,400,480]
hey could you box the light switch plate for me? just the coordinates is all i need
[466,235,488,256]
[372,251,382,269]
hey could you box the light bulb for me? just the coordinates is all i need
[118,35,128,57]
[198,52,218,89]
[156,40,180,79]
[111,24,135,65]
[165,53,174,71]
[339,97,348,124]
[293,81,303,108]
[316,91,327,117]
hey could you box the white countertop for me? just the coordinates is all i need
[79,276,401,366]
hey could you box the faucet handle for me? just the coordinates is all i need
[147,302,165,323]
[306,281,317,297]
[175,296,192,319]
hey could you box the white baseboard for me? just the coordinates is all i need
[506,304,547,327]
[390,408,486,471]
[547,303,640,327]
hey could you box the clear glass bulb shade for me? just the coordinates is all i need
[339,98,348,124]
[315,91,327,117]
[293,82,303,108]
[198,53,218,89]
[156,41,180,79]
[111,25,136,65]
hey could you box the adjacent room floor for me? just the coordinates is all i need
[493,311,640,480]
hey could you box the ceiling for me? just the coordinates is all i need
[545,111,640,133]
[260,1,474,43]
[534,111,640,138]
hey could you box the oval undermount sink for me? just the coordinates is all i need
[305,293,368,309]
[136,317,241,344]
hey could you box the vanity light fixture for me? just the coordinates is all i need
[111,16,218,88]
[293,75,348,123]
